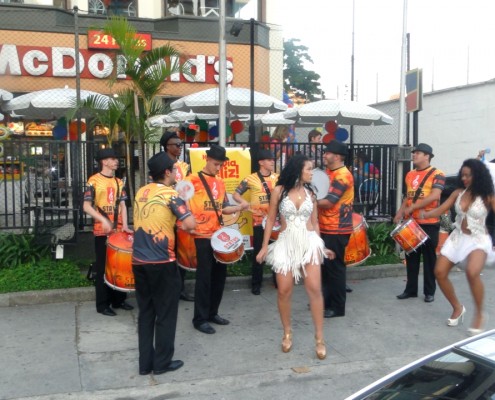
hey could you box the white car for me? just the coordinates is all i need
[346,329,495,399]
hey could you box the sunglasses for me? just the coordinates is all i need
[167,143,182,147]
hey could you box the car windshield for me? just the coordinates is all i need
[364,344,495,399]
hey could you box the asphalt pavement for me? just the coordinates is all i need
[2,263,495,400]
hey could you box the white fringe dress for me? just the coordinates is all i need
[265,189,327,283]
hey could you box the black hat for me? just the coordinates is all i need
[160,131,180,149]
[412,143,434,158]
[147,152,175,176]
[95,148,118,161]
[257,149,275,160]
[206,144,229,161]
[324,140,348,156]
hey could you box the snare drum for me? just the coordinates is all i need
[177,229,198,271]
[311,168,330,200]
[211,227,245,264]
[390,219,429,254]
[262,216,281,242]
[105,232,134,292]
[344,213,371,267]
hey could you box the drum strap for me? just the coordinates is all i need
[113,177,120,229]
[198,171,224,226]
[412,167,436,204]
[256,172,271,200]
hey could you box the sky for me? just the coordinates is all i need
[277,0,495,105]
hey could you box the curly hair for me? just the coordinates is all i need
[456,158,494,201]
[277,154,315,199]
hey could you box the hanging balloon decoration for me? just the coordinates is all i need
[195,119,209,132]
[208,125,219,140]
[335,127,349,142]
[230,120,244,135]
[324,120,338,135]
[197,130,208,142]
[322,132,336,143]
[68,119,87,141]
[191,142,199,148]
[178,126,186,141]
[52,125,67,140]
[185,126,196,143]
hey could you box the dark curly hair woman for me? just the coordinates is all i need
[256,154,335,360]
[424,158,495,335]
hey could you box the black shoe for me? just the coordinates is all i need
[139,369,151,376]
[99,307,116,317]
[251,286,261,295]
[396,292,418,300]
[180,292,195,302]
[324,309,345,318]
[113,301,134,310]
[346,284,353,293]
[154,360,184,375]
[424,295,435,303]
[195,322,216,334]
[208,314,230,325]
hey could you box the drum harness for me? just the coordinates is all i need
[198,171,224,227]
[411,167,436,209]
[256,171,272,201]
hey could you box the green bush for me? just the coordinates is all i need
[367,222,396,257]
[0,257,91,293]
[0,232,51,269]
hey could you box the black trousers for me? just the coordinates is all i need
[94,235,126,312]
[252,225,264,288]
[192,238,227,326]
[404,224,439,296]
[132,262,181,373]
[321,233,350,315]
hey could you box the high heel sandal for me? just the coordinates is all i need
[467,313,487,337]
[281,331,293,353]
[315,337,326,360]
[447,305,466,327]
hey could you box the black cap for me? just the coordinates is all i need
[147,152,175,176]
[412,143,434,158]
[257,149,275,160]
[160,131,180,149]
[206,144,229,161]
[95,148,118,161]
[324,140,348,156]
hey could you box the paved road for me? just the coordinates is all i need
[1,265,494,400]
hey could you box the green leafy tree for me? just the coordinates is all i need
[283,38,324,102]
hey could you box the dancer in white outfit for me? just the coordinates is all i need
[257,154,335,360]
[424,159,495,335]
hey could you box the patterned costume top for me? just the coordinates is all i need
[132,183,191,265]
[83,173,127,236]
[185,172,229,238]
[266,188,326,283]
[454,190,489,238]
[318,166,354,235]
[234,172,278,226]
[405,166,445,224]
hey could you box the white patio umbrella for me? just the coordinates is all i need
[170,87,288,115]
[0,89,13,121]
[2,87,109,119]
[260,111,321,127]
[284,99,393,126]
[147,111,222,128]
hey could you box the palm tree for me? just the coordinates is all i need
[99,16,191,197]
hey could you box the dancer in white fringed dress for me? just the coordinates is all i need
[256,154,335,360]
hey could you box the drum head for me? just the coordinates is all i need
[176,180,195,201]
[211,227,243,254]
[311,169,330,200]
[107,232,134,251]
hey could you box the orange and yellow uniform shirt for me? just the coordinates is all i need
[132,183,191,265]
[405,166,445,224]
[234,172,279,226]
[175,160,189,182]
[185,172,229,238]
[318,166,354,235]
[83,173,127,236]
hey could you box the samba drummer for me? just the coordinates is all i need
[83,148,134,317]
[184,144,248,335]
[393,143,446,303]
[233,148,279,295]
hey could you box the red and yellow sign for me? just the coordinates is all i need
[87,30,152,51]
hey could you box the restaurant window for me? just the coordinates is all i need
[88,0,137,17]
[164,0,252,18]
[2,0,69,6]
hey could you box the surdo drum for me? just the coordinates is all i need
[105,232,135,292]
[211,227,245,264]
[311,168,330,200]
[344,213,371,267]
[177,229,198,271]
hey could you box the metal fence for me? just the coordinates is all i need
[1,138,398,234]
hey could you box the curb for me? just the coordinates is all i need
[0,263,406,308]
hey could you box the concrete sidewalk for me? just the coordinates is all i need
[2,264,494,400]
